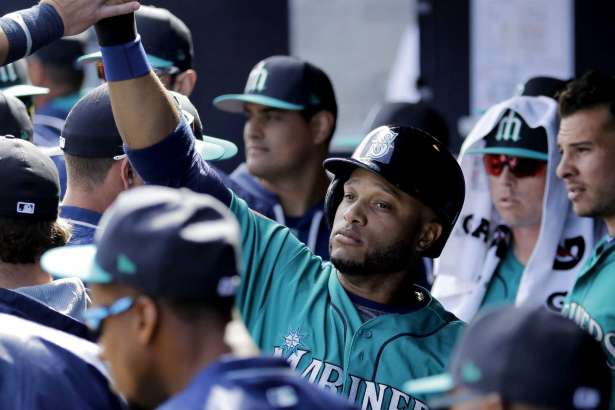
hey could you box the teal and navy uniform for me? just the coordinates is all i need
[479,247,524,311]
[128,119,464,409]
[562,235,615,408]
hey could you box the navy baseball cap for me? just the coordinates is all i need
[466,109,548,160]
[62,84,237,161]
[41,186,241,302]
[213,55,337,118]
[0,91,33,142]
[0,136,59,220]
[404,306,611,410]
[79,6,193,72]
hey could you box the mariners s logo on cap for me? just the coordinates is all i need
[355,126,398,164]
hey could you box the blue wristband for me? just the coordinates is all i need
[0,4,64,64]
[100,35,152,82]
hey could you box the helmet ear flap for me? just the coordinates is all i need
[325,177,345,228]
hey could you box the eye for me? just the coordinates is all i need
[342,192,355,201]
[375,201,391,210]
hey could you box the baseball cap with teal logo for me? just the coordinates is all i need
[79,5,193,73]
[213,55,337,119]
[403,306,611,409]
[467,109,548,161]
[41,186,241,302]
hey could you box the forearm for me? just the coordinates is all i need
[108,72,180,149]
[95,11,180,149]
[0,1,139,66]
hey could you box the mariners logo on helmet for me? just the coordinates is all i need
[356,127,398,163]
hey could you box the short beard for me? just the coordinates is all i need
[331,238,417,277]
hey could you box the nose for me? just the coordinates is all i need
[342,199,367,226]
[497,165,515,185]
[244,116,264,142]
[556,150,574,180]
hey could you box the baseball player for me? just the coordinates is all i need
[557,71,615,406]
[432,93,605,322]
[77,11,467,409]
[43,186,359,410]
[60,83,236,246]
[213,55,337,259]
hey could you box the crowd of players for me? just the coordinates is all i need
[0,1,613,409]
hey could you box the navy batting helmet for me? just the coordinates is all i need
[323,126,465,258]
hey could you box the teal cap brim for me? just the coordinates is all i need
[213,94,304,113]
[466,147,548,161]
[403,373,454,396]
[78,51,174,70]
[195,136,238,161]
[40,244,113,284]
[2,84,49,97]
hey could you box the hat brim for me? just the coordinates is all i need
[213,94,304,113]
[466,147,548,161]
[195,136,238,161]
[323,156,378,180]
[2,84,50,97]
[41,244,112,284]
[403,373,454,397]
[78,51,174,70]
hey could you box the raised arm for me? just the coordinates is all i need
[0,0,139,65]
[94,11,179,149]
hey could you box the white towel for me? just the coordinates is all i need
[432,96,606,322]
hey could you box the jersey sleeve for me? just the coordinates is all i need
[228,192,330,333]
[125,118,232,206]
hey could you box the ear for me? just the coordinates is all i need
[415,219,443,253]
[309,110,335,146]
[119,158,134,190]
[135,296,159,347]
[172,69,198,96]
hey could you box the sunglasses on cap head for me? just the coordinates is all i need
[83,296,134,340]
[95,61,179,82]
[483,154,546,178]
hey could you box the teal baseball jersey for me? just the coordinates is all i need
[479,247,524,311]
[562,235,615,408]
[231,193,464,410]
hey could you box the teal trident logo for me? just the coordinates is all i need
[117,254,137,275]
[245,61,268,93]
[495,110,522,143]
[460,361,482,384]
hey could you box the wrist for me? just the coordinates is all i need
[100,35,151,82]
[0,3,64,63]
[95,13,137,47]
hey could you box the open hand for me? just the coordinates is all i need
[41,0,140,36]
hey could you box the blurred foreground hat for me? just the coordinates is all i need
[404,306,611,410]
[42,186,240,302]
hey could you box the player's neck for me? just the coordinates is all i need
[337,270,414,305]
[0,262,52,289]
[63,184,117,215]
[260,165,329,217]
[157,317,230,401]
[511,223,541,265]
